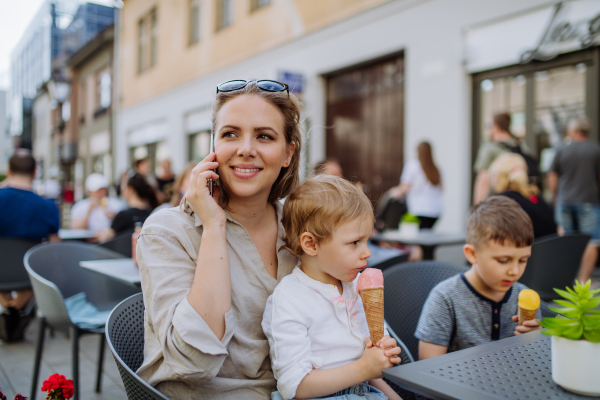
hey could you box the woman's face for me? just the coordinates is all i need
[214,94,295,202]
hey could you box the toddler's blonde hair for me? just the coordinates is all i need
[282,175,374,257]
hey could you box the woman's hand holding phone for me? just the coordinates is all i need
[185,152,226,230]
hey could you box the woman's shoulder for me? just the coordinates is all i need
[142,206,198,235]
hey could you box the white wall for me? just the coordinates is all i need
[116,0,551,234]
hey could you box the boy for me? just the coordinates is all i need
[262,175,402,400]
[415,196,542,360]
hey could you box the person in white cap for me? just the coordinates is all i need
[70,173,125,232]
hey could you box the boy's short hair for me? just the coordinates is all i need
[467,196,533,249]
[9,150,36,177]
[282,175,374,257]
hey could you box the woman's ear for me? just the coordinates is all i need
[283,142,296,168]
[463,244,478,265]
[300,232,318,256]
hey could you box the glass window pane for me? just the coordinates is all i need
[479,75,526,143]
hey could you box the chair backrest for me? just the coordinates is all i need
[99,228,135,258]
[0,238,40,292]
[106,293,170,400]
[519,233,590,301]
[383,261,469,360]
[24,242,139,332]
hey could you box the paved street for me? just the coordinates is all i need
[0,317,126,400]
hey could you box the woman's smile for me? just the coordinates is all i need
[231,164,263,179]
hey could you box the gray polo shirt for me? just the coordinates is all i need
[551,140,600,204]
[415,274,541,353]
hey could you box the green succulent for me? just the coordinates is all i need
[540,280,600,342]
[401,213,420,224]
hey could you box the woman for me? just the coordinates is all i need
[136,80,302,399]
[391,141,442,229]
[97,173,158,242]
[489,152,556,238]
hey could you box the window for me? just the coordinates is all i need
[96,67,111,110]
[189,0,201,44]
[137,8,158,73]
[189,131,211,161]
[250,0,269,11]
[215,0,233,30]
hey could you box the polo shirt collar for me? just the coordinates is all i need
[460,273,513,306]
[292,267,354,299]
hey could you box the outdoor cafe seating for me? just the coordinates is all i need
[0,231,595,400]
[23,242,140,400]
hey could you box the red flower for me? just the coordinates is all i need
[0,387,7,400]
[40,374,74,400]
[13,395,27,400]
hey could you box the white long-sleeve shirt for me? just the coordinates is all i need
[262,267,372,400]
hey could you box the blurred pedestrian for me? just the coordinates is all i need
[97,173,159,242]
[390,141,442,229]
[313,158,344,178]
[0,151,59,342]
[70,173,125,232]
[548,117,600,283]
[153,162,195,213]
[490,152,556,238]
[156,159,175,193]
[473,113,536,204]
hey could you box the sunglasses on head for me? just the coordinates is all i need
[216,79,289,96]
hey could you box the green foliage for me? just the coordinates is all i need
[0,174,6,183]
[541,280,600,342]
[401,213,420,224]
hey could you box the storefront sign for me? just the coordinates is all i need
[278,71,304,94]
[464,0,600,73]
[520,1,600,63]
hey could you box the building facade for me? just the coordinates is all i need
[0,91,9,176]
[116,0,600,233]
[67,26,115,202]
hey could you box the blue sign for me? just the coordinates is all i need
[278,71,304,94]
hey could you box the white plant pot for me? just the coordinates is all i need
[551,335,600,396]
[398,222,419,238]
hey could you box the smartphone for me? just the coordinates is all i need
[208,131,215,196]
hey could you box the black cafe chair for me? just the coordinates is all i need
[519,233,590,302]
[106,293,170,400]
[0,238,41,293]
[99,228,135,258]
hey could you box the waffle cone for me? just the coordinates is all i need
[360,287,384,344]
[518,305,538,326]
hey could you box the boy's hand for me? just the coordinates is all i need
[512,315,542,335]
[359,345,395,380]
[365,336,402,364]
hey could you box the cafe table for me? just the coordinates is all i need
[58,228,96,241]
[383,330,595,400]
[371,229,465,260]
[79,258,141,288]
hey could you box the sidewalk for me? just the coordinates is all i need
[0,316,126,400]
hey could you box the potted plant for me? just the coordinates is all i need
[540,280,600,396]
[398,213,420,238]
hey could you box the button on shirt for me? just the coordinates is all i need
[136,202,298,400]
[262,268,372,400]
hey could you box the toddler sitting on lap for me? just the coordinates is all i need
[262,175,402,400]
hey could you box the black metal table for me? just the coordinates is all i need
[371,230,465,260]
[383,330,596,400]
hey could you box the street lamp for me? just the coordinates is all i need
[47,78,73,224]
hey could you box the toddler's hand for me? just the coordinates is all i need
[366,336,402,364]
[359,345,395,380]
[512,315,542,335]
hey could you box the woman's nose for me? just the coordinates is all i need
[237,135,257,158]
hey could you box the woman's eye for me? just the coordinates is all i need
[221,131,236,138]
[497,259,508,264]
[350,241,359,245]
[257,133,274,140]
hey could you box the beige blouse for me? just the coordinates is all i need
[136,202,297,400]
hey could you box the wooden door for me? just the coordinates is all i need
[326,54,404,204]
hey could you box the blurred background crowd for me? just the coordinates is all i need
[0,0,599,264]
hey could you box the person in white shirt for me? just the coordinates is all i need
[390,141,442,229]
[262,175,402,400]
[70,173,125,232]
